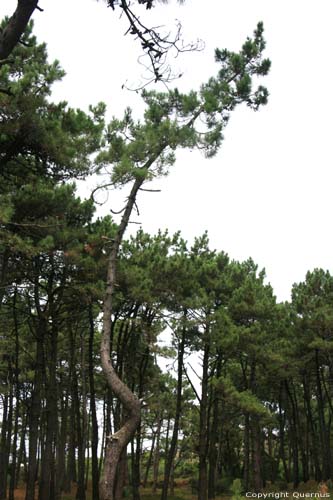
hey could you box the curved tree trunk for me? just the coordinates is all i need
[99,177,143,500]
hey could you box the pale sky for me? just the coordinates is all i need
[2,0,333,302]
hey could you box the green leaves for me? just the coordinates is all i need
[96,22,270,187]
[0,22,105,190]
[216,375,272,419]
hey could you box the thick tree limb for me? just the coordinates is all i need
[0,0,39,60]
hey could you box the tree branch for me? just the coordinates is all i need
[0,0,40,60]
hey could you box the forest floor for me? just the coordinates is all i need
[12,484,227,500]
[12,481,329,499]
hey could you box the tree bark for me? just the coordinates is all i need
[285,381,299,488]
[9,290,20,500]
[55,384,68,499]
[252,417,263,491]
[115,449,128,500]
[38,324,58,500]
[99,177,144,500]
[143,427,156,487]
[0,382,10,500]
[208,351,222,500]
[161,320,186,500]
[243,413,250,490]
[89,305,100,500]
[198,337,210,500]
[25,322,45,500]
[315,350,331,479]
[73,362,86,500]
[152,417,162,493]
[303,374,321,480]
[278,384,289,484]
[0,0,39,60]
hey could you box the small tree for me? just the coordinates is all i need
[231,479,243,500]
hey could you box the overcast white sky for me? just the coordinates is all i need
[2,0,333,302]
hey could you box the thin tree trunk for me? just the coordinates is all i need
[152,417,162,493]
[143,428,156,487]
[38,324,58,500]
[161,321,186,500]
[89,305,100,500]
[73,360,86,500]
[163,417,171,489]
[9,290,20,500]
[315,350,331,479]
[285,381,299,488]
[0,250,9,307]
[0,389,9,500]
[16,413,27,488]
[132,429,142,500]
[198,338,209,500]
[64,330,77,493]
[25,322,45,500]
[55,385,68,499]
[252,417,263,490]
[278,384,289,483]
[303,374,321,480]
[208,351,222,500]
[170,460,175,497]
[243,413,250,490]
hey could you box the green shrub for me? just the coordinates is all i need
[215,476,234,494]
[231,478,243,500]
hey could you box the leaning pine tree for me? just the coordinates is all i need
[98,22,271,500]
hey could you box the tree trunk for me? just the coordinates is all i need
[243,413,250,490]
[278,385,289,483]
[64,331,77,493]
[16,413,28,488]
[161,321,186,500]
[152,417,162,493]
[73,350,86,500]
[131,429,142,500]
[315,350,331,479]
[198,338,209,500]
[143,427,156,487]
[208,352,222,500]
[9,290,20,500]
[285,381,299,488]
[25,322,45,500]
[99,177,144,500]
[55,385,68,499]
[0,250,9,307]
[89,305,100,500]
[38,323,58,500]
[252,418,263,491]
[0,388,9,500]
[115,449,128,500]
[303,374,321,480]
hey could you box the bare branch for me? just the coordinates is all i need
[115,0,204,89]
[139,187,161,192]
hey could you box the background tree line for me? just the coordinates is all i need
[1,15,332,500]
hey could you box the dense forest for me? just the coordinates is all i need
[1,6,333,500]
